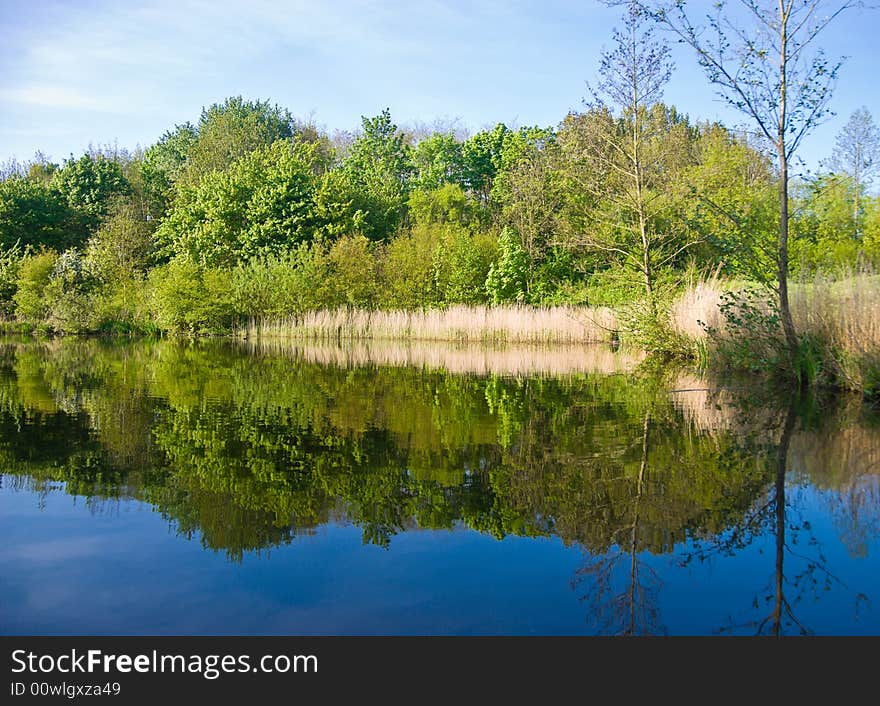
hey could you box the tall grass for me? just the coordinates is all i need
[670,268,880,394]
[241,304,618,345]
[790,271,880,393]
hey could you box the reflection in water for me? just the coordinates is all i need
[0,338,878,635]
[243,338,646,376]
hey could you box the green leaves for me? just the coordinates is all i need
[156,140,326,266]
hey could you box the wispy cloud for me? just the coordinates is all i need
[0,85,114,111]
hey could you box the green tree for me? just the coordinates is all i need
[141,123,198,220]
[461,123,510,203]
[563,6,695,311]
[52,154,132,231]
[85,199,155,280]
[642,0,860,360]
[181,96,294,187]
[380,226,440,309]
[342,109,413,241]
[486,226,530,303]
[684,123,777,278]
[14,251,58,322]
[827,107,880,236]
[0,177,86,250]
[156,140,324,266]
[408,183,474,228]
[411,133,465,191]
[149,260,237,334]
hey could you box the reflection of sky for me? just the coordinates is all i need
[2,478,878,636]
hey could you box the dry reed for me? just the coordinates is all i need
[790,270,880,390]
[669,272,725,341]
[241,304,618,345]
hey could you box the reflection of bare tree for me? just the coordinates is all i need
[683,399,852,635]
[573,412,664,635]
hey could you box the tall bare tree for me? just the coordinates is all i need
[567,3,696,313]
[626,0,862,361]
[829,107,880,234]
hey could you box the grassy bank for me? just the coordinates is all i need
[667,269,880,397]
[235,270,879,397]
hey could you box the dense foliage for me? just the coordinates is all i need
[0,88,877,335]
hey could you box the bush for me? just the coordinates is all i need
[149,260,237,334]
[14,251,58,323]
[380,226,440,309]
[232,244,329,318]
[434,226,497,304]
[322,235,379,308]
[0,242,26,317]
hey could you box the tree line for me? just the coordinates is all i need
[0,2,877,336]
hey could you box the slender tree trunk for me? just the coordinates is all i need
[777,7,799,365]
[853,158,861,238]
[777,153,798,358]
[626,411,650,636]
[639,211,654,307]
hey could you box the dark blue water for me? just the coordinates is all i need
[1,339,877,635]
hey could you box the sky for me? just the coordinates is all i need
[1,0,878,172]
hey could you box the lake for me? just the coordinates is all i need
[1,338,878,635]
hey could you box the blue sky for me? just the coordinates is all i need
[1,0,878,172]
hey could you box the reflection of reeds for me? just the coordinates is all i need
[241,339,644,377]
[668,373,742,434]
[671,371,880,490]
[240,305,618,345]
[789,423,880,488]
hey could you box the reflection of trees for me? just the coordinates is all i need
[1,336,877,637]
[682,397,866,636]
[573,412,662,635]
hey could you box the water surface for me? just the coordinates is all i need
[1,338,878,635]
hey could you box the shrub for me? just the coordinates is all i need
[380,226,439,309]
[232,244,329,318]
[14,251,58,323]
[149,260,237,334]
[0,242,27,317]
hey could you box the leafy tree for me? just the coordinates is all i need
[563,6,694,311]
[0,177,86,250]
[342,109,413,240]
[322,235,379,308]
[433,226,497,304]
[52,154,132,231]
[149,260,237,334]
[0,242,26,316]
[486,226,530,303]
[140,123,198,219]
[408,183,475,227]
[181,96,294,187]
[494,137,563,297]
[461,123,510,202]
[85,199,155,280]
[684,123,777,278]
[14,251,58,322]
[410,133,465,191]
[380,226,440,309]
[639,0,861,359]
[156,140,324,266]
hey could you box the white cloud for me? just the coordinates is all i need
[0,84,114,111]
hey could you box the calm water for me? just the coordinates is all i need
[1,338,878,636]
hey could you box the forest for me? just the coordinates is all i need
[0,4,878,393]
